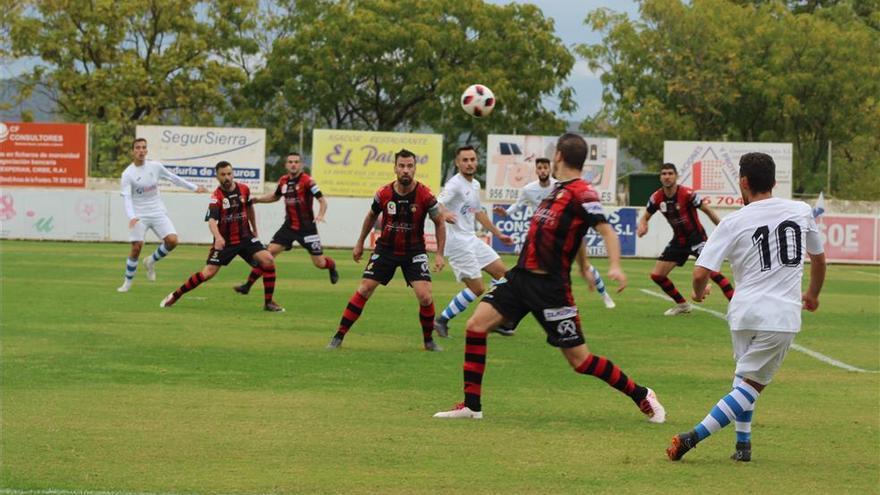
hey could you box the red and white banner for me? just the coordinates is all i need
[816,215,879,263]
[0,122,89,188]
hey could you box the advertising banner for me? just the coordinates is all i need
[816,215,879,263]
[312,129,443,197]
[491,205,637,257]
[0,122,88,188]
[663,141,792,206]
[486,134,618,204]
[135,125,265,190]
[0,189,107,241]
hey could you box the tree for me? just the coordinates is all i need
[579,0,880,197]
[3,0,260,176]
[242,0,576,181]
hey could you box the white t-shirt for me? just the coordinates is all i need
[120,160,198,219]
[437,173,482,240]
[696,197,824,333]
[505,178,557,217]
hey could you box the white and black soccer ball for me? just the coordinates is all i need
[460,84,496,118]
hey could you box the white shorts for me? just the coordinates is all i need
[445,236,501,282]
[129,215,177,242]
[732,330,796,385]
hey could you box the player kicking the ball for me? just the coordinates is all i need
[160,161,283,312]
[435,134,665,423]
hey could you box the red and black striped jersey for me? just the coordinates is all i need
[208,182,253,245]
[371,181,438,256]
[518,178,607,278]
[646,185,707,246]
[275,172,322,231]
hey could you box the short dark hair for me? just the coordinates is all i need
[660,163,678,174]
[455,145,477,157]
[535,157,551,166]
[739,152,776,193]
[556,133,588,170]
[215,160,232,171]
[394,148,417,164]
[131,137,147,149]
[287,151,301,158]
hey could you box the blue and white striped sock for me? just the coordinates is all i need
[732,376,755,443]
[439,288,476,323]
[694,381,759,441]
[124,257,138,280]
[150,243,170,263]
[590,265,607,296]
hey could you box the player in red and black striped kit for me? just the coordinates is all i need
[160,161,284,312]
[435,133,666,423]
[233,152,339,295]
[637,163,734,316]
[327,149,449,351]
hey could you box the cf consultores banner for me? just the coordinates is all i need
[486,134,618,204]
[311,129,442,197]
[0,122,88,188]
[136,125,265,190]
[663,141,793,206]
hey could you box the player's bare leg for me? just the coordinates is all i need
[649,260,691,315]
[561,343,665,423]
[411,280,441,351]
[434,301,504,418]
[118,241,144,292]
[161,264,218,307]
[253,250,283,312]
[235,243,284,295]
[144,234,178,282]
[328,278,380,349]
[310,253,339,284]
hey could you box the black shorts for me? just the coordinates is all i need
[271,226,323,255]
[362,251,431,286]
[482,267,585,348]
[207,237,267,266]
[658,240,707,266]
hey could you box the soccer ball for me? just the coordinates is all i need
[460,84,496,118]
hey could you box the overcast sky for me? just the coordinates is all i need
[486,0,640,120]
[2,1,640,121]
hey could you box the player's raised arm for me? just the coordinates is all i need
[698,198,722,225]
[158,163,206,193]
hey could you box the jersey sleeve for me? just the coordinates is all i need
[207,192,221,221]
[804,207,824,255]
[240,183,252,204]
[646,191,659,214]
[309,177,323,199]
[158,163,199,192]
[505,188,528,216]
[437,182,457,206]
[371,191,383,215]
[422,187,439,214]
[688,188,703,208]
[273,178,284,198]
[120,171,136,219]
[579,189,608,228]
[695,218,733,271]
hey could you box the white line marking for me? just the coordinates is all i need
[639,288,879,374]
[851,270,880,278]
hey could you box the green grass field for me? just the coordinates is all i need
[2,240,878,494]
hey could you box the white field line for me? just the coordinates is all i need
[639,288,879,374]
[851,270,880,278]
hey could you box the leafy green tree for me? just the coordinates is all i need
[3,0,260,176]
[242,0,576,181]
[579,0,880,197]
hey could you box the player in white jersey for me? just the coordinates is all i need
[667,152,826,463]
[434,146,515,337]
[117,138,206,292]
[494,158,616,309]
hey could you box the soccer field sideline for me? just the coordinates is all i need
[639,288,880,374]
